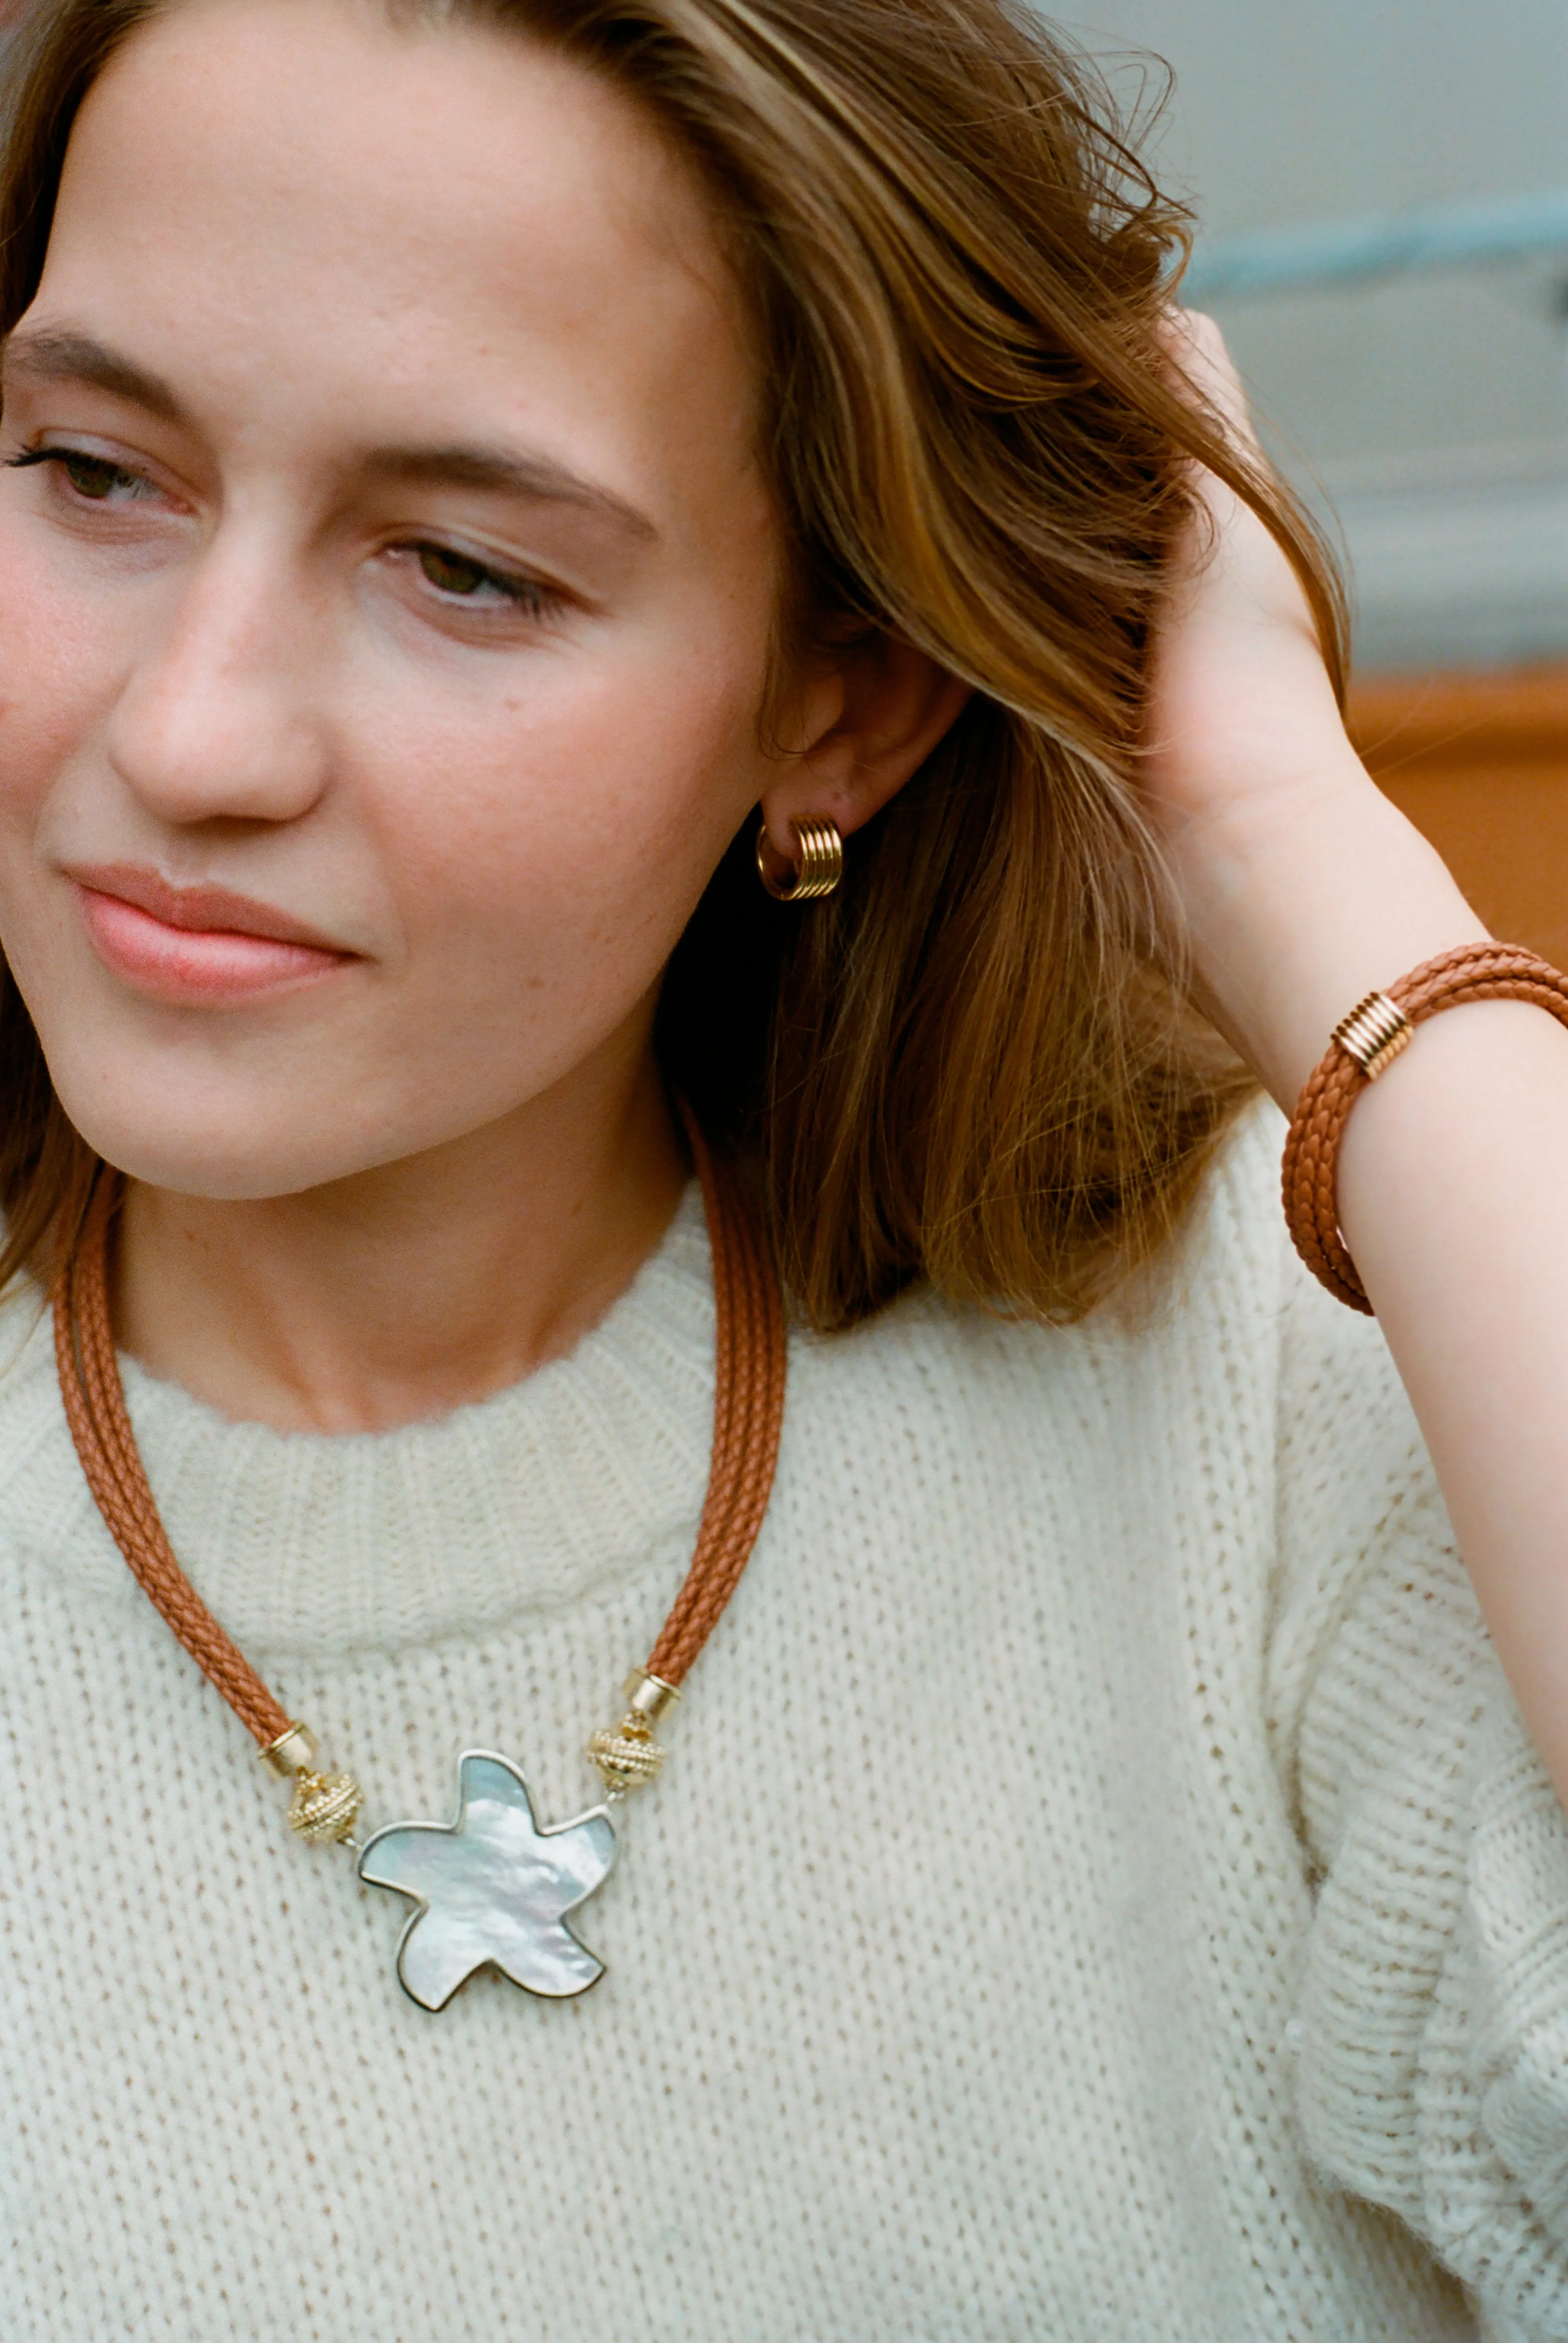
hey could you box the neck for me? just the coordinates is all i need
[114,1043,687,1434]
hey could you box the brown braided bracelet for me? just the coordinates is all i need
[54,1107,786,1832]
[1282,940,1568,1313]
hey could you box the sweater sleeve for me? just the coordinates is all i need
[1265,1254,1568,2337]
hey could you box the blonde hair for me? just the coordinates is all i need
[0,0,1343,1324]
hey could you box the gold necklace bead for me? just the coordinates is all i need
[586,1714,666,1795]
[287,1768,365,1843]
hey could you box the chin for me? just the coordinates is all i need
[74,1128,370,1202]
[49,1078,389,1202]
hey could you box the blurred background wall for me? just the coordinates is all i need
[1063,0,1568,956]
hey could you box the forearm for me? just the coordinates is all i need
[1170,761,1568,1805]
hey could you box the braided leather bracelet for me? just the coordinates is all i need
[1282,941,1568,1313]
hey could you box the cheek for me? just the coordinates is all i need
[0,518,131,834]
[356,634,768,1027]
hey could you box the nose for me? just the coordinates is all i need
[105,529,331,828]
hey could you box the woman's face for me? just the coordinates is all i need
[0,0,785,1196]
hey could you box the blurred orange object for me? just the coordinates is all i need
[1351,667,1568,965]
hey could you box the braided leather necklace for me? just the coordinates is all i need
[54,1118,786,2011]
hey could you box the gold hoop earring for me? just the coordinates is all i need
[755,815,843,901]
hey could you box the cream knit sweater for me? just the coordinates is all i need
[4,1106,1568,2342]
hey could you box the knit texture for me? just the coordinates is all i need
[2,1106,1566,2340]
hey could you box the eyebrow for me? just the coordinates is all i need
[362,444,656,541]
[2,326,185,421]
[1,327,657,541]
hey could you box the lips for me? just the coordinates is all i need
[67,862,355,1006]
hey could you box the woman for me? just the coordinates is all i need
[1,0,1565,2335]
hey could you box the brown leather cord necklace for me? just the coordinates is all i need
[54,1114,787,2010]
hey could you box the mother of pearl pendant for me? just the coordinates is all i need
[357,1750,616,2010]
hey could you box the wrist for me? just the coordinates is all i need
[1161,759,1490,1107]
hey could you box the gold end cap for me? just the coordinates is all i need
[623,1668,681,1725]
[259,1721,319,1779]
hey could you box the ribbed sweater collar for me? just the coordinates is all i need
[1,1186,715,1660]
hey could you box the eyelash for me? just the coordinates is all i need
[6,444,159,503]
[6,446,564,620]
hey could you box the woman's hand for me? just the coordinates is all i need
[1141,312,1488,1107]
[1147,316,1568,1817]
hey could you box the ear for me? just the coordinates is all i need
[758,630,971,864]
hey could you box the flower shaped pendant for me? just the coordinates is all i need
[358,1750,616,2010]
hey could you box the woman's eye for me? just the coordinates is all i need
[60,452,146,502]
[418,544,492,597]
[410,542,552,614]
[6,447,161,504]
